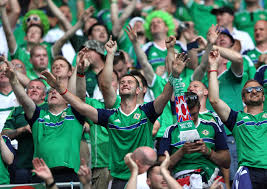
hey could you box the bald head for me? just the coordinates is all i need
[132,146,157,174]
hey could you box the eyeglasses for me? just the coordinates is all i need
[244,86,263,93]
[26,16,40,23]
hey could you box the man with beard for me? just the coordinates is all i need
[208,49,267,188]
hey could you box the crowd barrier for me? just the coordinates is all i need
[0,182,81,189]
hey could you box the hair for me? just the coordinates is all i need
[144,10,175,40]
[147,162,161,178]
[241,79,263,98]
[26,78,47,95]
[87,22,109,37]
[113,51,126,66]
[26,24,44,38]
[30,44,47,58]
[52,56,72,71]
[130,70,148,88]
[120,73,140,88]
[23,9,50,35]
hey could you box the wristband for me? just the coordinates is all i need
[46,180,56,188]
[77,73,85,77]
[208,70,218,73]
[60,88,68,96]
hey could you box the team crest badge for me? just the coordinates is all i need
[202,130,209,136]
[61,112,66,118]
[133,113,141,120]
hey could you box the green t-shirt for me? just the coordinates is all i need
[244,47,267,64]
[186,0,228,37]
[225,110,267,169]
[234,9,267,41]
[2,103,48,169]
[205,67,244,111]
[97,102,159,180]
[142,42,182,71]
[27,105,85,173]
[0,135,14,184]
[85,96,121,168]
[150,75,176,137]
[159,118,228,180]
[9,42,53,71]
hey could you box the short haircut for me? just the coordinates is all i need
[87,22,109,37]
[26,78,47,94]
[147,162,161,178]
[30,44,47,58]
[26,24,44,38]
[120,73,140,88]
[241,79,263,98]
[130,70,148,88]
[52,56,72,71]
[114,51,126,66]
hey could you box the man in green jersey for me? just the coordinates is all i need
[208,49,267,188]
[158,92,230,188]
[0,134,15,184]
[234,0,267,41]
[41,43,186,188]
[2,79,47,184]
[5,60,85,183]
[244,20,267,64]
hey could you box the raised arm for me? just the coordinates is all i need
[6,0,20,29]
[52,7,94,56]
[99,36,118,108]
[0,135,14,165]
[160,151,183,189]
[46,0,72,31]
[76,49,91,100]
[41,71,98,123]
[32,158,58,189]
[0,0,17,54]
[153,53,188,114]
[3,61,36,119]
[111,0,137,39]
[208,50,231,122]
[213,45,243,76]
[124,153,138,189]
[125,25,154,85]
[192,25,220,81]
[165,36,176,75]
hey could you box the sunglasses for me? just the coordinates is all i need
[244,86,263,93]
[26,16,40,23]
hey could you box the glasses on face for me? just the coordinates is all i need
[26,16,40,23]
[244,86,263,93]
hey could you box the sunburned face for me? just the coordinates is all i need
[242,81,265,106]
[27,81,46,104]
[119,75,139,96]
[52,59,72,79]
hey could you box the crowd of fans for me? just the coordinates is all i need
[0,0,266,188]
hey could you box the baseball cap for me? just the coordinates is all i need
[219,27,235,44]
[211,6,234,16]
[81,40,105,55]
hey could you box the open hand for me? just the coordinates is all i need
[124,153,138,173]
[172,53,189,77]
[207,24,221,45]
[125,25,138,43]
[32,158,53,182]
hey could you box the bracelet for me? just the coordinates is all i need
[60,88,68,96]
[46,180,56,188]
[77,73,85,78]
[208,70,218,73]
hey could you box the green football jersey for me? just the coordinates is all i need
[205,67,244,111]
[185,0,228,37]
[244,48,267,64]
[142,42,182,71]
[3,103,48,169]
[225,110,267,169]
[97,102,159,180]
[27,106,84,173]
[0,135,14,184]
[234,9,267,41]
[85,96,121,168]
[159,118,228,180]
[149,75,176,137]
